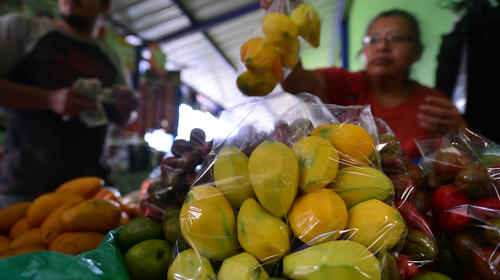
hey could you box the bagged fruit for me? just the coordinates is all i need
[171,92,410,279]
[237,0,321,96]
[412,129,500,279]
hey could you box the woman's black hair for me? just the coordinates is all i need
[367,9,423,53]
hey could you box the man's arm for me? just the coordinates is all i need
[0,77,96,116]
[282,60,329,103]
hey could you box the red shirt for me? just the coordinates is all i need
[317,67,447,159]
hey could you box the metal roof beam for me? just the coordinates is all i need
[144,1,260,46]
[162,0,255,70]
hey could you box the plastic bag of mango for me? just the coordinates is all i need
[237,0,321,97]
[162,93,414,280]
[0,177,136,258]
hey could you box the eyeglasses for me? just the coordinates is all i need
[362,34,415,46]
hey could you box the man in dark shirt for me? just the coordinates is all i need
[0,0,138,207]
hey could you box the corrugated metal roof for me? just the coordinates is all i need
[108,0,341,109]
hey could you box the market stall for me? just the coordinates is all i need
[0,0,499,280]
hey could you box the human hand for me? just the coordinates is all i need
[113,88,140,125]
[49,88,97,117]
[261,0,274,10]
[417,96,467,133]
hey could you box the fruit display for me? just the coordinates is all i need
[399,129,500,279]
[237,1,321,96]
[157,109,412,279]
[0,176,134,258]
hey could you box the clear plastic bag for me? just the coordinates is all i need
[412,129,500,279]
[169,92,411,280]
[236,0,321,97]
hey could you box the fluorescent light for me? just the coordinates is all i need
[125,35,143,46]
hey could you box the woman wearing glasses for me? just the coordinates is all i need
[262,5,467,158]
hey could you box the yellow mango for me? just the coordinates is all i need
[167,249,216,280]
[56,176,104,199]
[0,202,31,234]
[346,199,406,253]
[240,37,280,73]
[180,186,239,260]
[291,3,321,48]
[49,232,104,255]
[237,198,290,264]
[0,235,10,251]
[288,188,347,245]
[26,192,84,227]
[331,166,394,209]
[218,252,269,280]
[0,245,46,258]
[262,13,298,48]
[312,123,376,165]
[9,228,44,249]
[248,140,299,217]
[281,36,300,69]
[40,200,82,244]
[237,70,277,96]
[60,198,121,232]
[9,218,30,239]
[214,146,255,208]
[292,135,339,192]
[283,240,381,280]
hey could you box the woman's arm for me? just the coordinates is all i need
[282,60,329,103]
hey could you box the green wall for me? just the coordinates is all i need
[348,0,457,87]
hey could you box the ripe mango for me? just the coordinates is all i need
[292,135,339,192]
[240,37,280,73]
[312,123,376,165]
[60,198,121,232]
[214,146,255,208]
[40,202,81,244]
[56,176,104,199]
[346,199,406,253]
[0,235,9,251]
[0,202,31,234]
[331,166,394,209]
[179,186,239,260]
[248,140,299,217]
[281,36,300,69]
[218,252,269,280]
[262,13,298,49]
[49,232,104,255]
[9,228,44,249]
[9,218,30,239]
[288,188,347,245]
[237,70,277,97]
[26,192,84,227]
[291,3,321,48]
[167,249,216,280]
[0,245,45,258]
[283,240,381,280]
[237,198,290,264]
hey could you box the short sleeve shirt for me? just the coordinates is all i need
[317,67,447,159]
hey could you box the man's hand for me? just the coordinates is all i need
[113,88,140,125]
[418,96,467,133]
[49,88,97,117]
